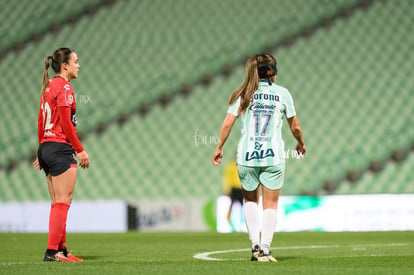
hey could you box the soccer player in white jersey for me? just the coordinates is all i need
[212,53,306,262]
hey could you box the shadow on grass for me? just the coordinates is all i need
[78,255,101,260]
[275,256,302,261]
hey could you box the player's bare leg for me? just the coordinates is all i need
[44,168,81,262]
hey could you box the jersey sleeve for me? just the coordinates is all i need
[56,83,75,107]
[227,97,240,117]
[283,89,296,118]
[58,106,84,153]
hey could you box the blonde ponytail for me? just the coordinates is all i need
[228,56,259,114]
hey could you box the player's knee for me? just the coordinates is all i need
[262,199,278,209]
[66,193,73,204]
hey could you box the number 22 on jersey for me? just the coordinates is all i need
[41,102,54,130]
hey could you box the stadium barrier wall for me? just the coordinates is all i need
[1,195,414,232]
[217,194,414,232]
[0,199,210,232]
[0,200,128,232]
[131,199,209,231]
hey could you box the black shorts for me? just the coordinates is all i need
[37,142,77,176]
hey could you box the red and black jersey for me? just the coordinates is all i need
[37,76,84,153]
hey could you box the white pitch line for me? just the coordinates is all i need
[193,243,411,261]
[194,248,250,261]
[316,254,414,259]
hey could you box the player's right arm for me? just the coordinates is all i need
[213,97,240,166]
[212,114,237,166]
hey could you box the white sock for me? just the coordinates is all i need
[260,208,277,254]
[243,201,260,248]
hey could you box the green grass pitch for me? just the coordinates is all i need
[1,231,413,274]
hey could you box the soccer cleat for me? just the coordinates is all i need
[55,251,74,262]
[257,250,278,263]
[60,248,84,262]
[251,245,261,261]
[43,250,72,262]
[66,252,84,262]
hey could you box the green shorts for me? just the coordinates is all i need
[237,163,285,191]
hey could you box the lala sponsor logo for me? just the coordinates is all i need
[245,143,304,161]
[245,142,275,161]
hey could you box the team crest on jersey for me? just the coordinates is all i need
[67,94,74,104]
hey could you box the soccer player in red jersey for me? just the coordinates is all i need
[33,48,89,262]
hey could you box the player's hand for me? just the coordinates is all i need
[78,150,90,169]
[295,143,306,157]
[33,158,41,170]
[212,149,223,166]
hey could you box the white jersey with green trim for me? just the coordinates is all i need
[228,81,296,166]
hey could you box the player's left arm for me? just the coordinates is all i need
[34,102,44,170]
[37,103,44,144]
[287,115,306,156]
[284,89,306,156]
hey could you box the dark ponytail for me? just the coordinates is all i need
[41,56,53,102]
[256,53,277,85]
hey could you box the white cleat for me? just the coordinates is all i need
[257,251,278,262]
[251,245,261,261]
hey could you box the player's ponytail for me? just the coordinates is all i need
[228,54,277,114]
[228,56,259,114]
[41,55,53,103]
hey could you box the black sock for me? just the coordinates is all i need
[45,249,57,255]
